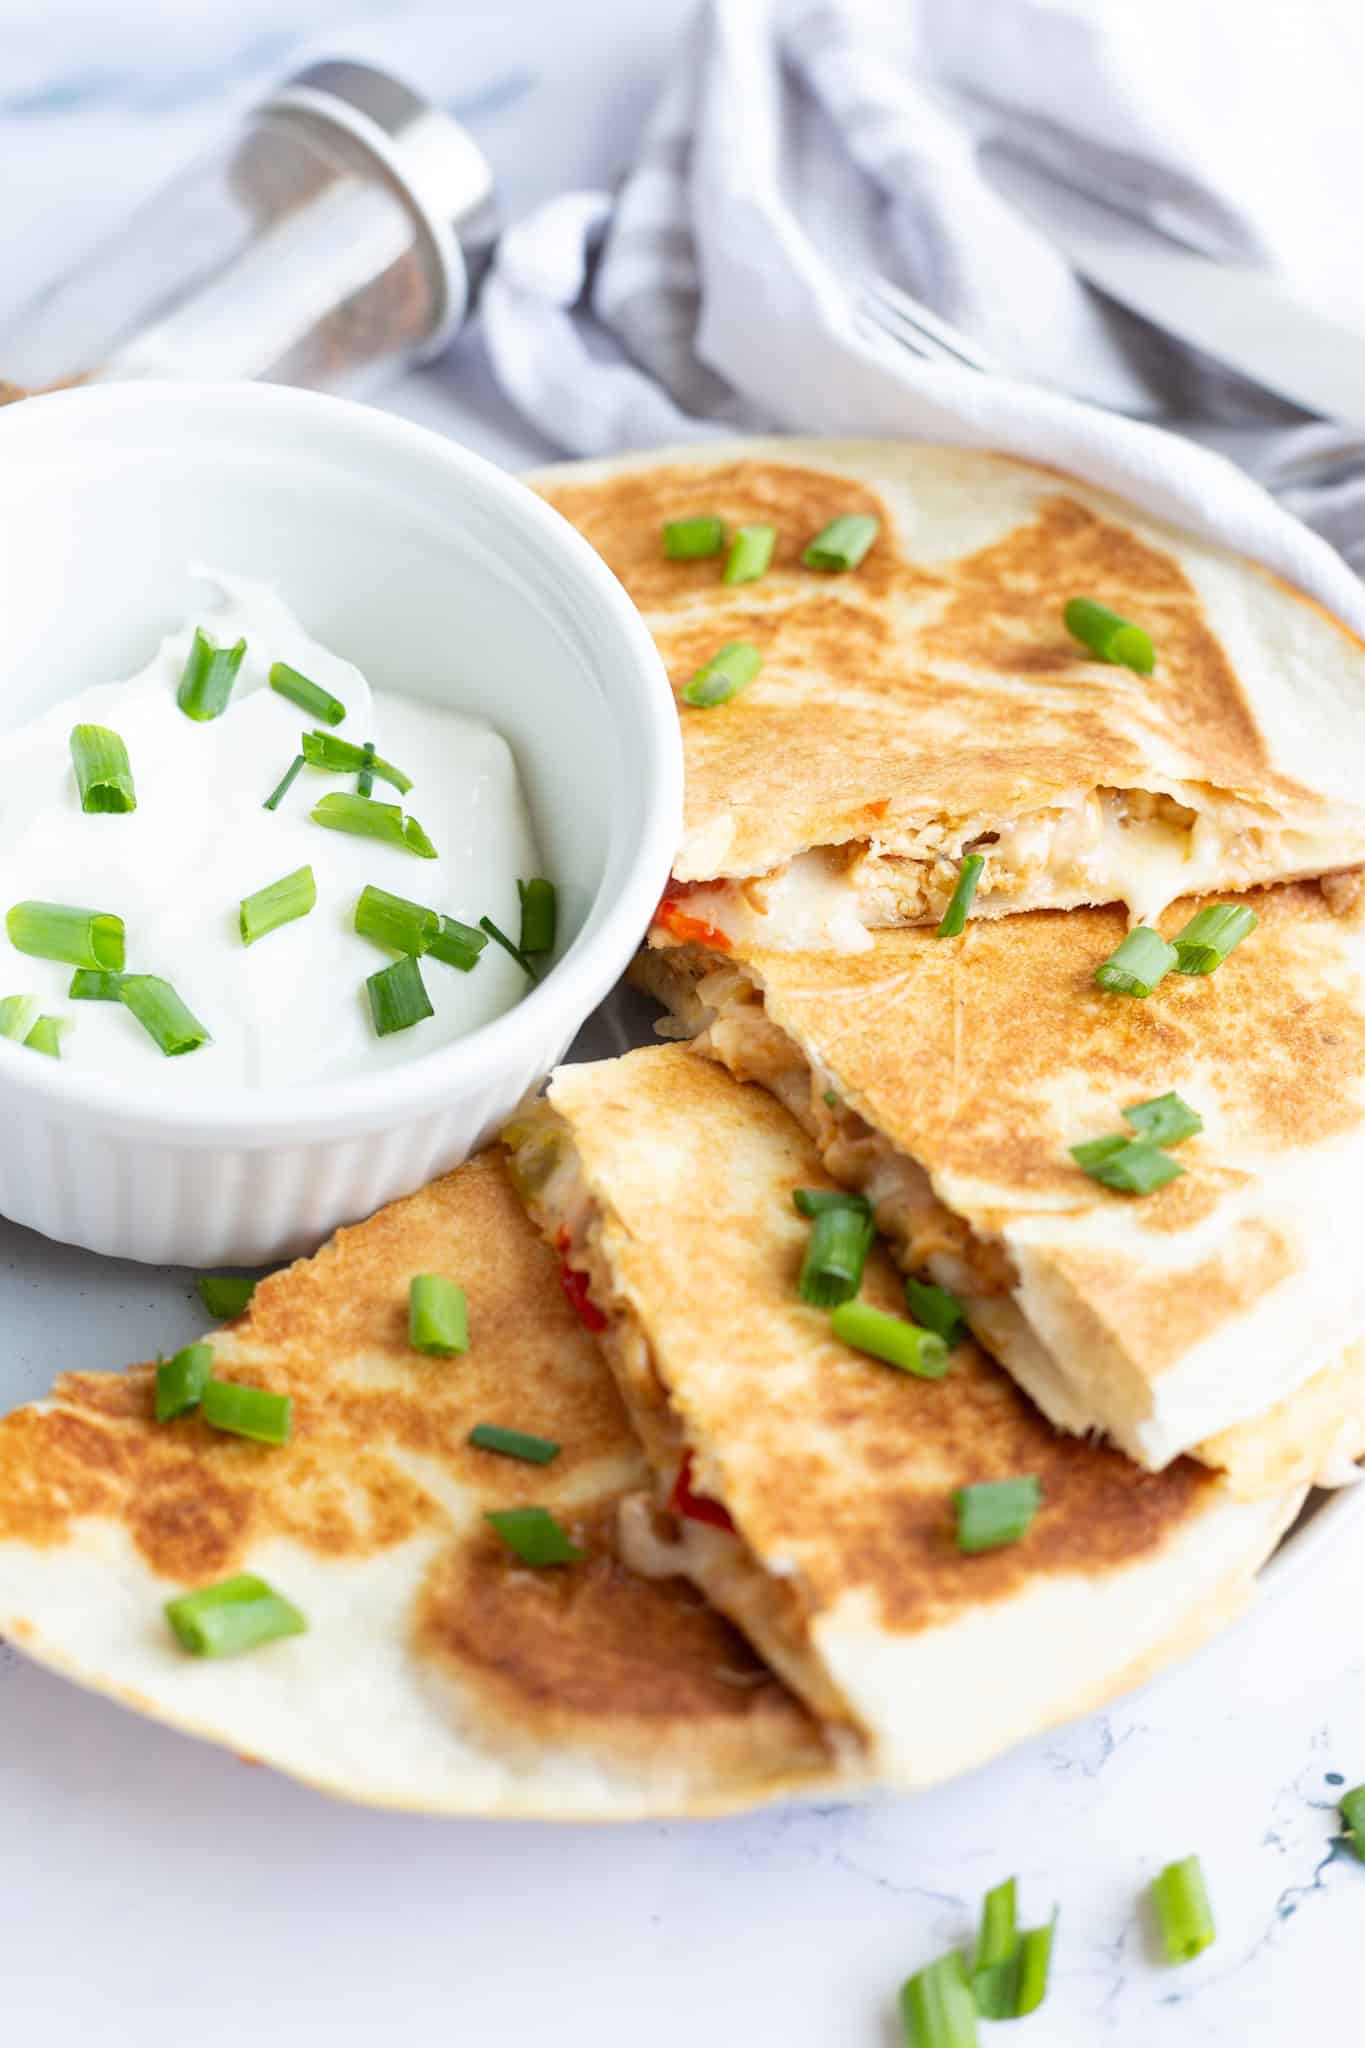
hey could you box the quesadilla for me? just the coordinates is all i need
[633,877,1365,1477]
[0,1154,836,1818]
[505,1045,1304,1791]
[536,439,1365,952]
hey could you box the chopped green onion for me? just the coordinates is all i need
[1071,1135,1184,1194]
[196,1275,257,1319]
[354,884,440,957]
[23,1014,65,1058]
[356,739,377,799]
[682,640,764,709]
[68,969,126,1001]
[899,1953,978,2048]
[155,1342,213,1422]
[70,723,136,813]
[366,953,433,1038]
[0,994,39,1042]
[1339,1784,1365,1860]
[1151,1856,1216,1964]
[409,1274,469,1357]
[268,660,346,726]
[1015,1916,1057,2016]
[311,791,436,859]
[724,523,777,585]
[480,915,538,981]
[822,1088,840,1109]
[936,854,984,938]
[954,1476,1041,1554]
[663,515,725,559]
[165,1573,306,1658]
[1063,597,1155,675]
[803,513,880,572]
[485,1507,583,1567]
[119,975,210,1057]
[799,1204,874,1308]
[301,728,412,795]
[177,628,246,721]
[970,1877,1020,2019]
[1123,1091,1202,1147]
[468,1423,561,1466]
[1172,903,1258,976]
[517,878,557,956]
[239,864,316,947]
[263,752,306,812]
[830,1299,950,1379]
[201,1377,292,1446]
[905,1276,968,1348]
[1094,926,1178,998]
[7,900,125,971]
[430,914,487,973]
[793,1187,871,1219]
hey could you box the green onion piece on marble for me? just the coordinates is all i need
[905,1276,968,1348]
[663,515,725,559]
[1339,1785,1365,1860]
[119,975,210,1057]
[898,1953,978,2048]
[177,628,246,721]
[70,724,136,813]
[517,878,557,956]
[1063,597,1156,674]
[409,1274,469,1357]
[301,729,412,795]
[196,1275,257,1319]
[799,1204,873,1308]
[1094,926,1178,998]
[954,1476,1041,1555]
[68,969,126,1001]
[23,1014,65,1058]
[311,791,435,859]
[969,1878,1021,2019]
[263,753,306,813]
[201,1377,292,1446]
[681,640,763,709]
[468,1423,561,1466]
[1015,1917,1058,2017]
[366,953,433,1037]
[1151,1856,1216,1965]
[485,1507,583,1567]
[0,994,40,1042]
[155,1342,213,1422]
[936,854,984,938]
[268,661,345,726]
[7,900,125,971]
[830,1299,950,1379]
[1123,1091,1202,1147]
[165,1574,306,1658]
[239,864,316,947]
[803,513,880,572]
[1172,903,1258,976]
[724,523,777,585]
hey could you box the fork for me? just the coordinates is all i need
[856,273,998,375]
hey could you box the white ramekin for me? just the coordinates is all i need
[0,382,681,1266]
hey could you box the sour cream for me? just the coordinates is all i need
[0,570,543,1089]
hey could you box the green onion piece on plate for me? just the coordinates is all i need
[354,884,440,957]
[70,723,136,813]
[1071,1135,1183,1194]
[409,1274,469,1357]
[830,1299,950,1379]
[1171,903,1258,975]
[429,914,487,972]
[68,969,126,1001]
[803,513,880,572]
[1015,1916,1058,2017]
[682,640,763,709]
[1094,926,1178,998]
[7,900,125,971]
[196,1274,257,1319]
[724,523,777,585]
[0,994,39,1042]
[311,791,436,859]
[799,1203,873,1308]
[268,660,346,726]
[177,628,247,721]
[23,1015,65,1058]
[517,878,557,955]
[793,1187,871,1220]
[954,1476,1041,1554]
[485,1506,584,1567]
[165,1573,306,1658]
[263,753,306,813]
[905,1276,967,1348]
[119,975,210,1057]
[479,915,538,981]
[1339,1784,1365,1860]
[201,1377,292,1445]
[301,728,412,795]
[468,1423,561,1466]
[1063,597,1156,675]
[155,1341,213,1422]
[239,864,316,947]
[899,1952,978,2048]
[1151,1855,1216,1964]
[936,854,985,938]
[366,953,433,1038]
[663,514,725,559]
[1123,1090,1202,1147]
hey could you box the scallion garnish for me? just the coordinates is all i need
[355,884,439,957]
[802,513,880,572]
[7,900,125,971]
[517,878,557,956]
[954,1476,1041,1554]
[196,1275,257,1319]
[485,1506,583,1567]
[899,1953,977,2048]
[155,1342,213,1422]
[68,969,126,1001]
[1339,1784,1365,1860]
[70,724,136,813]
[1070,1134,1183,1194]
[663,515,725,559]
[1150,1856,1216,1964]
[936,854,985,938]
[268,660,346,726]
[905,1277,967,1348]
[799,1204,874,1308]
[366,953,433,1037]
[165,1573,306,1658]
[1063,597,1155,675]
[724,523,777,585]
[177,628,246,722]
[793,1187,871,1220]
[1094,926,1178,998]
[301,729,412,795]
[119,975,210,1057]
[263,752,306,813]
[1123,1091,1202,1146]
[681,640,763,709]
[830,1299,950,1379]
[1015,1916,1057,2017]
[430,914,487,972]
[409,1274,469,1357]
[479,916,538,981]
[970,1877,1020,2019]
[239,864,316,947]
[23,1015,65,1058]
[311,791,436,859]
[468,1423,561,1465]
[201,1377,292,1445]
[1171,903,1257,976]
[356,740,376,799]
[0,994,39,1042]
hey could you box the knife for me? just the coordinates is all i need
[982,146,1365,425]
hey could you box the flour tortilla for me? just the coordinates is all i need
[535,439,1365,950]
[507,1045,1303,1792]
[0,1154,836,1819]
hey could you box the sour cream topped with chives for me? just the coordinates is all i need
[0,570,543,1089]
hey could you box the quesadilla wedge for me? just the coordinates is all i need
[633,877,1365,1477]
[0,1153,836,1819]
[535,440,1365,952]
[505,1045,1305,1791]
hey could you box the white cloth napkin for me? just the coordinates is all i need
[481,0,1365,629]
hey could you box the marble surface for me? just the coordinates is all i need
[2,4,1364,2041]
